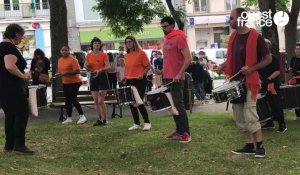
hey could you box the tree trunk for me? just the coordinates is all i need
[165,0,184,31]
[48,0,68,102]
[285,0,300,61]
[258,0,280,58]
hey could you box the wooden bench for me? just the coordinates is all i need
[50,90,122,121]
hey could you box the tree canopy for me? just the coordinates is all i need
[93,0,167,38]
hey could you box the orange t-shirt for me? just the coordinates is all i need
[58,55,82,84]
[85,51,108,71]
[124,50,150,79]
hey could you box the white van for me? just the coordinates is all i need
[198,48,227,65]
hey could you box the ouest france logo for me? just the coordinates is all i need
[237,10,289,27]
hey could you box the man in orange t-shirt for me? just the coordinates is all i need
[57,45,87,125]
[84,37,111,126]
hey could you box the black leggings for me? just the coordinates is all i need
[108,72,117,89]
[0,91,29,148]
[126,78,150,125]
[63,82,84,117]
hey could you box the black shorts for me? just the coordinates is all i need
[89,72,110,91]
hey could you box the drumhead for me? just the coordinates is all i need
[212,81,240,93]
[28,85,39,89]
[280,84,300,89]
[146,86,169,95]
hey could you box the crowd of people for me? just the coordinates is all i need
[1,9,300,158]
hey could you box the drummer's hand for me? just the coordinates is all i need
[240,66,253,75]
[223,75,230,83]
[154,69,162,75]
[23,72,31,80]
[93,70,102,78]
[216,66,224,75]
[137,74,144,80]
[173,74,180,82]
[60,72,66,77]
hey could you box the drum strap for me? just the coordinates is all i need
[226,101,229,111]
[165,92,179,115]
[130,86,144,107]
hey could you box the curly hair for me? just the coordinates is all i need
[90,37,103,51]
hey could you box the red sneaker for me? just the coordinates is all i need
[166,131,182,140]
[179,132,191,143]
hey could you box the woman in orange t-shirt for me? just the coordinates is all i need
[57,45,87,125]
[124,36,152,131]
[84,37,111,126]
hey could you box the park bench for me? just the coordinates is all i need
[50,90,122,121]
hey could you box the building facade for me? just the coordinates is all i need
[0,0,51,58]
[74,0,165,51]
[185,0,240,51]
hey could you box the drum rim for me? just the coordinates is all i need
[212,81,241,92]
[146,86,169,95]
[151,106,171,112]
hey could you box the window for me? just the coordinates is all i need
[194,0,207,12]
[4,0,19,11]
[216,51,223,59]
[36,0,49,10]
[226,0,238,10]
[42,0,49,9]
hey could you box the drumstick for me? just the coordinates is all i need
[126,76,139,79]
[228,71,241,82]
[164,81,174,87]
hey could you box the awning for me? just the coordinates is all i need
[80,27,164,43]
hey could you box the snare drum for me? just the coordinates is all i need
[211,81,244,103]
[117,86,135,105]
[280,85,300,109]
[104,89,118,104]
[256,93,273,123]
[146,86,171,112]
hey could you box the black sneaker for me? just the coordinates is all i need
[255,146,265,158]
[261,122,275,129]
[102,119,107,125]
[3,147,13,153]
[277,126,287,133]
[93,119,104,126]
[231,145,255,155]
[13,146,35,155]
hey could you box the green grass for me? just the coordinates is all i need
[1,111,300,175]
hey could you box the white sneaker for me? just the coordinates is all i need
[77,115,87,124]
[62,117,73,124]
[128,124,141,131]
[143,123,151,131]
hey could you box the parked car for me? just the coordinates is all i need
[197,48,227,66]
[104,49,120,59]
